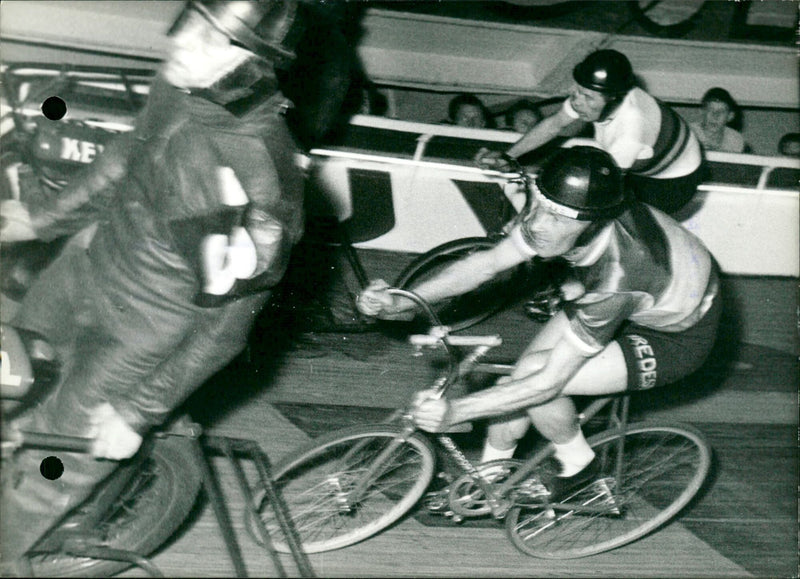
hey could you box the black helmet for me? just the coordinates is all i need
[572,49,635,95]
[171,0,303,63]
[536,146,627,221]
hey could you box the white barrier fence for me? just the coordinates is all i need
[309,116,799,278]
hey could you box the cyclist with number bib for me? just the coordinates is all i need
[476,49,704,215]
[356,145,721,503]
[0,0,330,566]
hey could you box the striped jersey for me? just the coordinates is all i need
[511,203,719,354]
[564,88,702,180]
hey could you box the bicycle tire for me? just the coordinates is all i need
[27,436,202,577]
[394,237,521,332]
[505,422,711,559]
[254,424,436,554]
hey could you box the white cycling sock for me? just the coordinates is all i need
[480,439,517,463]
[552,430,595,477]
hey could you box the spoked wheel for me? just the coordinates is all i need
[505,423,711,559]
[27,436,202,577]
[252,425,436,554]
[394,237,523,332]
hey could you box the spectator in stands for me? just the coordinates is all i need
[446,93,493,128]
[777,132,800,157]
[691,87,748,154]
[505,99,543,133]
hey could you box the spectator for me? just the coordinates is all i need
[691,87,748,154]
[777,132,800,157]
[476,50,704,214]
[446,93,493,128]
[505,100,543,133]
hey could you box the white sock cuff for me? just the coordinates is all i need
[481,439,517,463]
[552,430,595,475]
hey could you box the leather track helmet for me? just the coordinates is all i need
[572,49,635,95]
[172,0,302,63]
[536,146,627,221]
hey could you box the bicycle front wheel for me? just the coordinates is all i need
[505,422,712,559]
[257,424,436,554]
[394,237,522,331]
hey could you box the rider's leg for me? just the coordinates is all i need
[482,413,530,462]
[525,341,629,476]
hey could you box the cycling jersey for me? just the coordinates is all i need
[564,88,702,180]
[510,202,719,355]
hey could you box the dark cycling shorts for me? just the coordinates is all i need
[616,293,722,391]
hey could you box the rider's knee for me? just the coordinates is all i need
[487,415,530,448]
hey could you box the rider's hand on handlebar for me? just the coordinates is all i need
[88,403,143,460]
[411,389,453,433]
[474,148,514,172]
[355,279,395,317]
[0,200,37,242]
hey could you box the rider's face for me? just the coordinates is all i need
[163,10,254,90]
[522,190,592,258]
[569,85,607,122]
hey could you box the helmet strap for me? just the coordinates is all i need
[573,219,609,248]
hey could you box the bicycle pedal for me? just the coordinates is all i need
[422,490,450,513]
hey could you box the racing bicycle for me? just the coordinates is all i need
[250,288,713,558]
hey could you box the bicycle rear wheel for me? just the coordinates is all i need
[27,436,202,577]
[255,424,436,554]
[394,237,522,331]
[505,422,711,559]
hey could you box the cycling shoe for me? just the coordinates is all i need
[543,456,601,502]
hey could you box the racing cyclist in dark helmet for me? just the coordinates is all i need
[357,146,721,501]
[0,0,341,566]
[477,49,704,215]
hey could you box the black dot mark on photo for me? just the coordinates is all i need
[40,456,65,480]
[42,96,67,121]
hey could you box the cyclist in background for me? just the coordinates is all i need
[476,50,704,214]
[356,146,721,501]
[0,0,349,566]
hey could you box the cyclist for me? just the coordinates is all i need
[476,49,704,214]
[0,0,341,565]
[356,145,721,502]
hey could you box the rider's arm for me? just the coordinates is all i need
[445,324,594,425]
[29,131,135,242]
[372,234,532,320]
[504,105,577,160]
